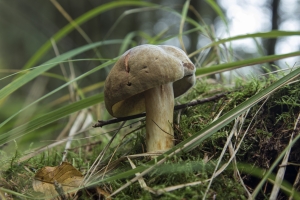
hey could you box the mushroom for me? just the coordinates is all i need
[104,44,195,153]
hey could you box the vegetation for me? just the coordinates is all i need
[0,1,300,199]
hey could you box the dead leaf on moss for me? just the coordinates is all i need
[96,187,112,200]
[33,162,83,199]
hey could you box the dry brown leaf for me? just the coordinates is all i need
[96,187,112,200]
[33,162,83,199]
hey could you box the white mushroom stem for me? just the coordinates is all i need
[144,82,174,153]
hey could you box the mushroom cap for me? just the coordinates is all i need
[104,44,195,117]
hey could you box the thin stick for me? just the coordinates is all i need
[93,93,227,128]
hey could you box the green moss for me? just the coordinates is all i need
[2,75,300,199]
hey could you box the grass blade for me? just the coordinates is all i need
[0,40,121,101]
[195,51,300,77]
[206,0,228,27]
[0,93,103,145]
[0,59,115,130]
[189,30,300,58]
[179,0,190,52]
[23,1,155,70]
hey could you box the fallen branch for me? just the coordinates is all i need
[93,92,227,128]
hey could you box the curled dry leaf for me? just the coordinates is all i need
[33,162,83,199]
[33,162,111,199]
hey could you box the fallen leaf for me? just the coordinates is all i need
[96,186,112,200]
[33,162,83,199]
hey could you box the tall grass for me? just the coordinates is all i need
[0,1,300,199]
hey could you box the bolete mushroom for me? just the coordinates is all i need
[104,44,195,153]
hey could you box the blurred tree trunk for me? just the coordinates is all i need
[187,1,218,80]
[266,0,280,71]
[187,1,217,54]
[187,0,200,54]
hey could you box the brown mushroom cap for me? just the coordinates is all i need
[104,44,195,117]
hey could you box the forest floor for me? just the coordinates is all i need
[1,75,300,199]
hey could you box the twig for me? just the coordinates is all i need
[93,113,146,128]
[93,93,227,128]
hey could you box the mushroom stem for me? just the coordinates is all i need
[144,82,174,153]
